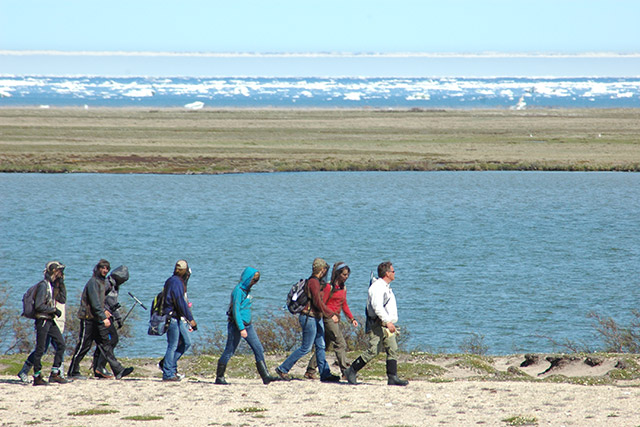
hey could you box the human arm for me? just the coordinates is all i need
[230,285,246,332]
[167,278,194,322]
[308,278,338,323]
[34,281,56,316]
[85,279,107,322]
[340,289,357,326]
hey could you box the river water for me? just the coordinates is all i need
[1,171,638,355]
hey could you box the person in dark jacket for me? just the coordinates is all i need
[67,259,133,380]
[161,260,197,381]
[18,261,69,384]
[27,261,69,386]
[91,265,129,378]
[215,267,278,385]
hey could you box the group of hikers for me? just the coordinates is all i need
[19,257,408,387]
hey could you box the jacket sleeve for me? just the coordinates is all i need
[168,281,194,322]
[34,281,55,315]
[86,279,107,321]
[308,278,334,318]
[231,285,245,331]
[341,289,354,320]
[369,281,390,324]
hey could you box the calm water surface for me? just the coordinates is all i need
[1,171,638,356]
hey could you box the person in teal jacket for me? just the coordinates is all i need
[215,267,278,385]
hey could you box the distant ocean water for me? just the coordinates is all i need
[1,75,640,109]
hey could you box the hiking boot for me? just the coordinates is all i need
[275,367,291,381]
[68,374,87,380]
[95,367,114,379]
[33,374,48,386]
[49,372,70,384]
[320,373,341,383]
[17,362,31,383]
[115,367,134,380]
[162,376,181,382]
[304,370,317,380]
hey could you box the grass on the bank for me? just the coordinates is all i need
[1,108,639,173]
[2,351,640,386]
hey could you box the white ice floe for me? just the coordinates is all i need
[184,101,204,110]
[344,92,362,101]
[123,88,156,97]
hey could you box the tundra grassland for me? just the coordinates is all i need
[0,107,639,173]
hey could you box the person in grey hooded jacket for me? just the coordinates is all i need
[67,260,133,380]
[91,265,129,378]
[28,261,69,386]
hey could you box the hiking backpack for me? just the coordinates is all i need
[21,283,39,319]
[285,278,308,315]
[148,289,169,335]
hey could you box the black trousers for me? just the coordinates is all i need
[32,318,65,375]
[92,322,119,372]
[68,319,123,376]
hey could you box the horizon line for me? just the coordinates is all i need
[2,50,640,58]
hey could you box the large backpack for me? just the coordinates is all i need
[285,278,308,315]
[21,283,39,319]
[148,289,169,335]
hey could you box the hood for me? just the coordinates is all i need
[238,267,259,292]
[109,265,129,286]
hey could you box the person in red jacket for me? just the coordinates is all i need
[304,262,358,379]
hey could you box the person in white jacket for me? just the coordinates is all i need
[344,261,408,386]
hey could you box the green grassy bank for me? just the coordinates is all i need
[1,108,639,173]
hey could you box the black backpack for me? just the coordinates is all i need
[285,278,308,315]
[21,283,39,319]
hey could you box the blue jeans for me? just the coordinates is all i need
[277,314,330,379]
[219,322,265,365]
[163,318,191,379]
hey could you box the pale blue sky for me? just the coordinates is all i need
[1,0,639,53]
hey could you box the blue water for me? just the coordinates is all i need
[1,172,639,356]
[1,76,640,109]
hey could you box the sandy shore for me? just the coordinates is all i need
[1,376,639,426]
[2,353,640,426]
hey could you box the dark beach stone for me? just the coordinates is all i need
[520,354,539,367]
[584,356,603,367]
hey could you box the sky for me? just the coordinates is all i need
[1,0,639,76]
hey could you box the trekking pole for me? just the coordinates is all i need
[121,292,147,325]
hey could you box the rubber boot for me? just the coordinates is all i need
[256,360,279,385]
[215,361,228,385]
[17,361,32,383]
[386,359,408,386]
[344,356,366,385]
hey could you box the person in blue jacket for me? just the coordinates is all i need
[215,267,278,385]
[162,260,197,382]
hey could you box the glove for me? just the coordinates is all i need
[54,308,62,318]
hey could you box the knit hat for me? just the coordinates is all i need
[312,258,328,276]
